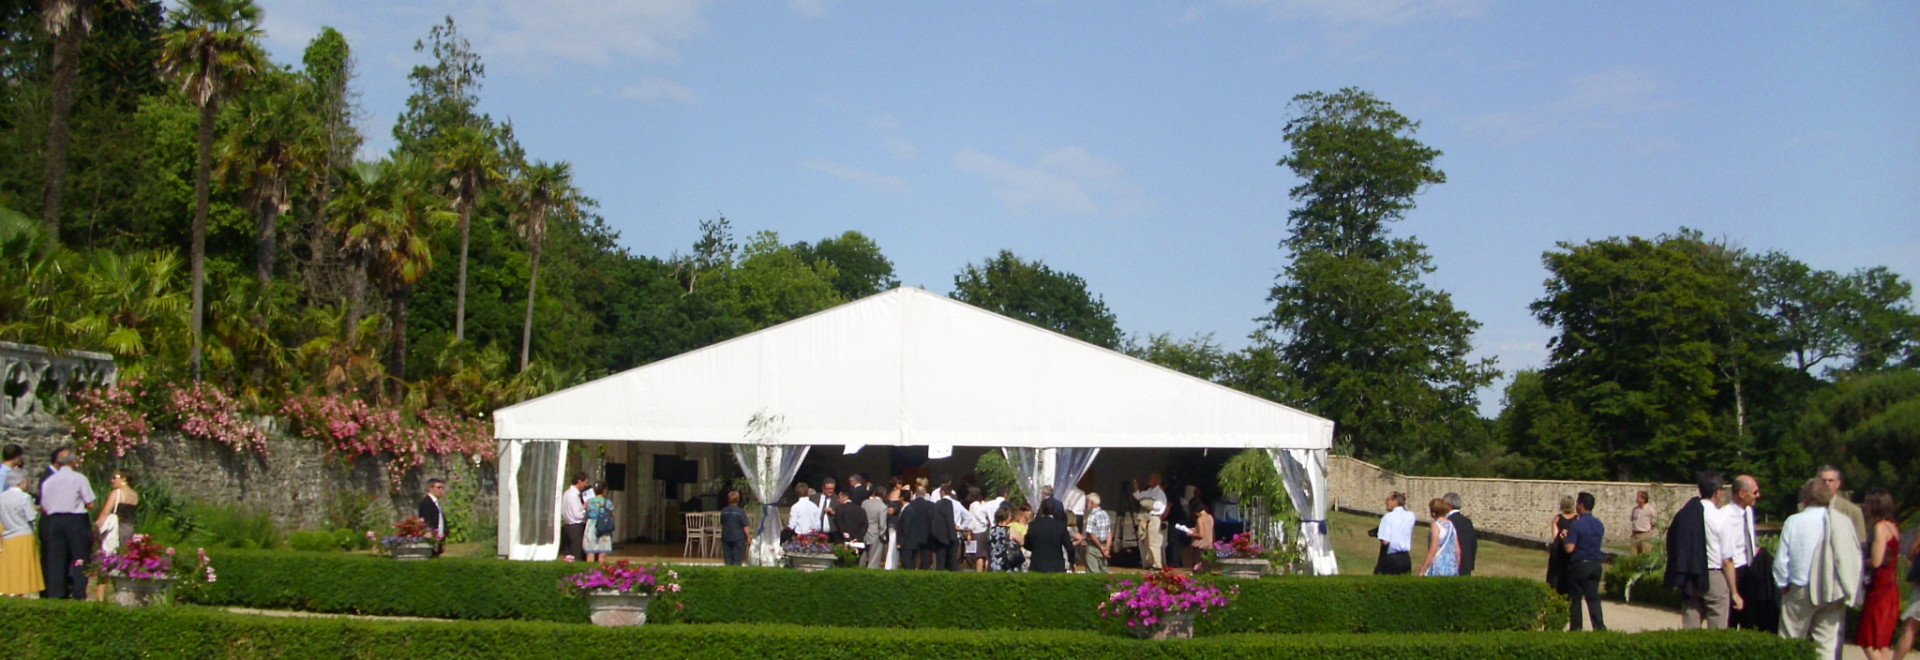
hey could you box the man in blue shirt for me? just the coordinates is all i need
[1563,491,1607,631]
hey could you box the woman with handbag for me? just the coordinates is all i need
[95,470,139,552]
[583,481,614,563]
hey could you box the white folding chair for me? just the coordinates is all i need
[683,512,707,557]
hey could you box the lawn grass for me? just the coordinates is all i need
[1328,510,1551,580]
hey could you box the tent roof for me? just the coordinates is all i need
[493,287,1333,449]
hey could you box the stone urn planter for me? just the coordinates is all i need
[1217,558,1270,580]
[584,590,654,627]
[1147,610,1196,640]
[787,552,837,572]
[389,541,436,561]
[109,576,177,607]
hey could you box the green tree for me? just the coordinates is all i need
[511,160,581,371]
[1529,230,1772,481]
[1754,252,1920,376]
[1492,370,1603,480]
[157,0,264,380]
[1257,88,1495,470]
[792,230,899,299]
[951,250,1121,349]
[393,15,484,158]
[370,156,452,385]
[216,69,319,290]
[36,0,138,247]
[1125,333,1228,381]
[293,26,361,305]
[1798,369,1920,517]
[436,124,504,343]
[718,231,844,330]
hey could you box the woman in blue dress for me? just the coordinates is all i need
[1418,497,1460,577]
[583,480,614,562]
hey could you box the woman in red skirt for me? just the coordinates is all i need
[1856,490,1901,660]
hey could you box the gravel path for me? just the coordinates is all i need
[1595,601,1867,659]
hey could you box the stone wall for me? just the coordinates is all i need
[1,426,497,535]
[1328,456,1694,546]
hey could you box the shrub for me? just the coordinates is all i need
[186,550,1566,634]
[0,599,1814,660]
[185,503,282,550]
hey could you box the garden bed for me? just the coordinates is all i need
[188,549,1565,633]
[0,599,1808,660]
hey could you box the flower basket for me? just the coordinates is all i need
[110,575,177,607]
[1217,557,1271,580]
[1098,568,1237,640]
[786,552,837,572]
[90,535,215,607]
[584,589,654,627]
[379,517,441,559]
[562,560,682,626]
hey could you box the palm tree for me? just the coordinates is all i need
[158,0,265,381]
[371,157,453,385]
[511,161,578,372]
[218,72,319,290]
[326,161,383,354]
[434,124,504,343]
[38,0,135,248]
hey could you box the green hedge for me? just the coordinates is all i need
[186,550,1566,633]
[0,600,1809,660]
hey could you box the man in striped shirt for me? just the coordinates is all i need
[1082,493,1112,574]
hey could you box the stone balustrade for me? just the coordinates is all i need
[0,341,118,428]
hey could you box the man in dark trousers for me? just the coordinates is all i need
[418,478,447,557]
[928,475,959,571]
[1443,492,1478,576]
[1563,492,1606,631]
[559,473,589,562]
[38,449,93,599]
[898,485,933,569]
[1666,472,1723,629]
[831,490,867,547]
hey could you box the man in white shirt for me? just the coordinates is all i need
[559,473,589,561]
[788,482,822,536]
[1774,478,1861,660]
[1131,474,1169,570]
[1694,483,1731,628]
[1373,491,1416,575]
[1718,475,1759,621]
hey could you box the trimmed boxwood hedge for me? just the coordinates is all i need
[0,600,1810,660]
[185,550,1567,633]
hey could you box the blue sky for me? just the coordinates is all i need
[255,0,1920,414]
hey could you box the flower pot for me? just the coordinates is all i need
[787,552,836,572]
[1217,558,1270,580]
[110,576,177,607]
[390,541,436,561]
[1148,610,1196,640]
[584,589,654,627]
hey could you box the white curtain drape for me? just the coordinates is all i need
[1273,447,1337,575]
[1002,447,1042,506]
[733,443,811,566]
[1051,448,1099,497]
[497,439,564,561]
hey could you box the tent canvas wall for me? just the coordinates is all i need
[493,287,1338,573]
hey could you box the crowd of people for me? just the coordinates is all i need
[0,444,141,601]
[717,471,1215,574]
[1653,465,1918,659]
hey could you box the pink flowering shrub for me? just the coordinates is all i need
[168,382,268,454]
[561,560,683,600]
[1098,568,1238,633]
[281,392,496,489]
[70,381,153,458]
[90,534,215,584]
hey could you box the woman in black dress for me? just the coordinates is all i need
[1024,499,1077,573]
[1545,495,1578,594]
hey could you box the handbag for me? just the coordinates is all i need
[97,490,122,551]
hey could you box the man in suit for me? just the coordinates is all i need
[1667,471,1726,629]
[845,473,870,506]
[1442,492,1478,576]
[832,490,867,546]
[859,486,888,568]
[898,485,933,569]
[928,475,959,571]
[418,478,447,557]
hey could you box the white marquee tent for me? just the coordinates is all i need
[492,287,1338,573]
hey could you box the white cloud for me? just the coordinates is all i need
[1557,67,1663,114]
[461,0,710,67]
[952,147,1149,216]
[621,76,698,105]
[800,159,908,192]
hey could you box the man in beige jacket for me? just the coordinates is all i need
[1772,478,1862,660]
